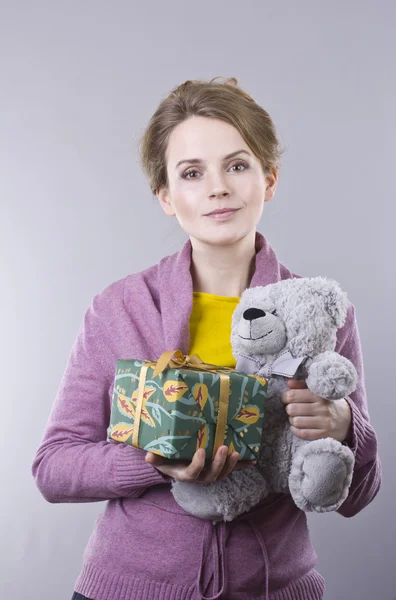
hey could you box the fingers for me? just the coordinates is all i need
[288,415,327,429]
[184,448,209,480]
[199,447,257,482]
[145,447,257,484]
[281,389,316,405]
[287,379,308,389]
[290,425,328,441]
[145,452,165,465]
[198,446,237,483]
[281,379,309,404]
[285,402,318,417]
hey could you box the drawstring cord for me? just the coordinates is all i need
[246,519,270,600]
[197,520,228,600]
[196,516,270,600]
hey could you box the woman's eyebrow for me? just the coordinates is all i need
[175,149,251,170]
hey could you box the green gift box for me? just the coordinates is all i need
[107,349,268,461]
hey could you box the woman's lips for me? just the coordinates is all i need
[205,209,241,221]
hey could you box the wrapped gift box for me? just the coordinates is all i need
[107,349,268,461]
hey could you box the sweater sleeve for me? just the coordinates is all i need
[334,303,382,517]
[31,282,171,503]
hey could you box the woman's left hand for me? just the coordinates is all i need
[280,379,352,442]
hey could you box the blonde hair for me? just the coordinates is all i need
[139,76,284,195]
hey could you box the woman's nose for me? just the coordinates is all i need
[207,171,230,198]
[209,189,229,199]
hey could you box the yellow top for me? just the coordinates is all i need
[188,291,241,368]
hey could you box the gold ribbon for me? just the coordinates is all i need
[132,349,237,458]
[132,364,152,451]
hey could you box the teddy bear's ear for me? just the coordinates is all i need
[313,277,350,328]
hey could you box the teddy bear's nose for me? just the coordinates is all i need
[243,308,266,321]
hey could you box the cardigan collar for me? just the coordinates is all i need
[158,230,292,356]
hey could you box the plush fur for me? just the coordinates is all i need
[171,277,357,521]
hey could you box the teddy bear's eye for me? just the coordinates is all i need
[272,309,277,316]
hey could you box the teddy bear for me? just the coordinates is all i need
[170,276,358,522]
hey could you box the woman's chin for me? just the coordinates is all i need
[193,224,254,246]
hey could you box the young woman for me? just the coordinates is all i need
[32,77,381,600]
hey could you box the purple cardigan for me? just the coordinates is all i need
[31,231,381,600]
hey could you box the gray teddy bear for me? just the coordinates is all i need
[171,276,358,522]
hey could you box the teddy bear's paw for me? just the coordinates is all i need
[306,351,358,399]
[289,438,354,512]
[171,467,270,522]
[171,480,224,521]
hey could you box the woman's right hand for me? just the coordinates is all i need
[145,445,257,483]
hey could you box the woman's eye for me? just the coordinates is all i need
[183,169,199,179]
[182,161,248,180]
[229,161,248,172]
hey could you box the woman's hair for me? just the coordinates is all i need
[138,77,284,195]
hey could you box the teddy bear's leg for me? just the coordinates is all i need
[288,437,355,512]
[170,466,271,522]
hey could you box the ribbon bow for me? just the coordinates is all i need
[152,349,236,378]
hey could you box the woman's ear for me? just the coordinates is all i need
[264,169,279,203]
[156,185,176,217]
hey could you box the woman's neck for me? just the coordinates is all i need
[190,230,257,297]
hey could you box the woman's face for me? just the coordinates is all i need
[156,116,278,246]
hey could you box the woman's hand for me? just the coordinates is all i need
[145,445,257,483]
[281,379,352,442]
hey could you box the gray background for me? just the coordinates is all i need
[1,1,394,598]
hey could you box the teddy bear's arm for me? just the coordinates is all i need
[305,351,358,399]
[332,303,381,517]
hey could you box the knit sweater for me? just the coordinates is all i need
[31,231,381,600]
